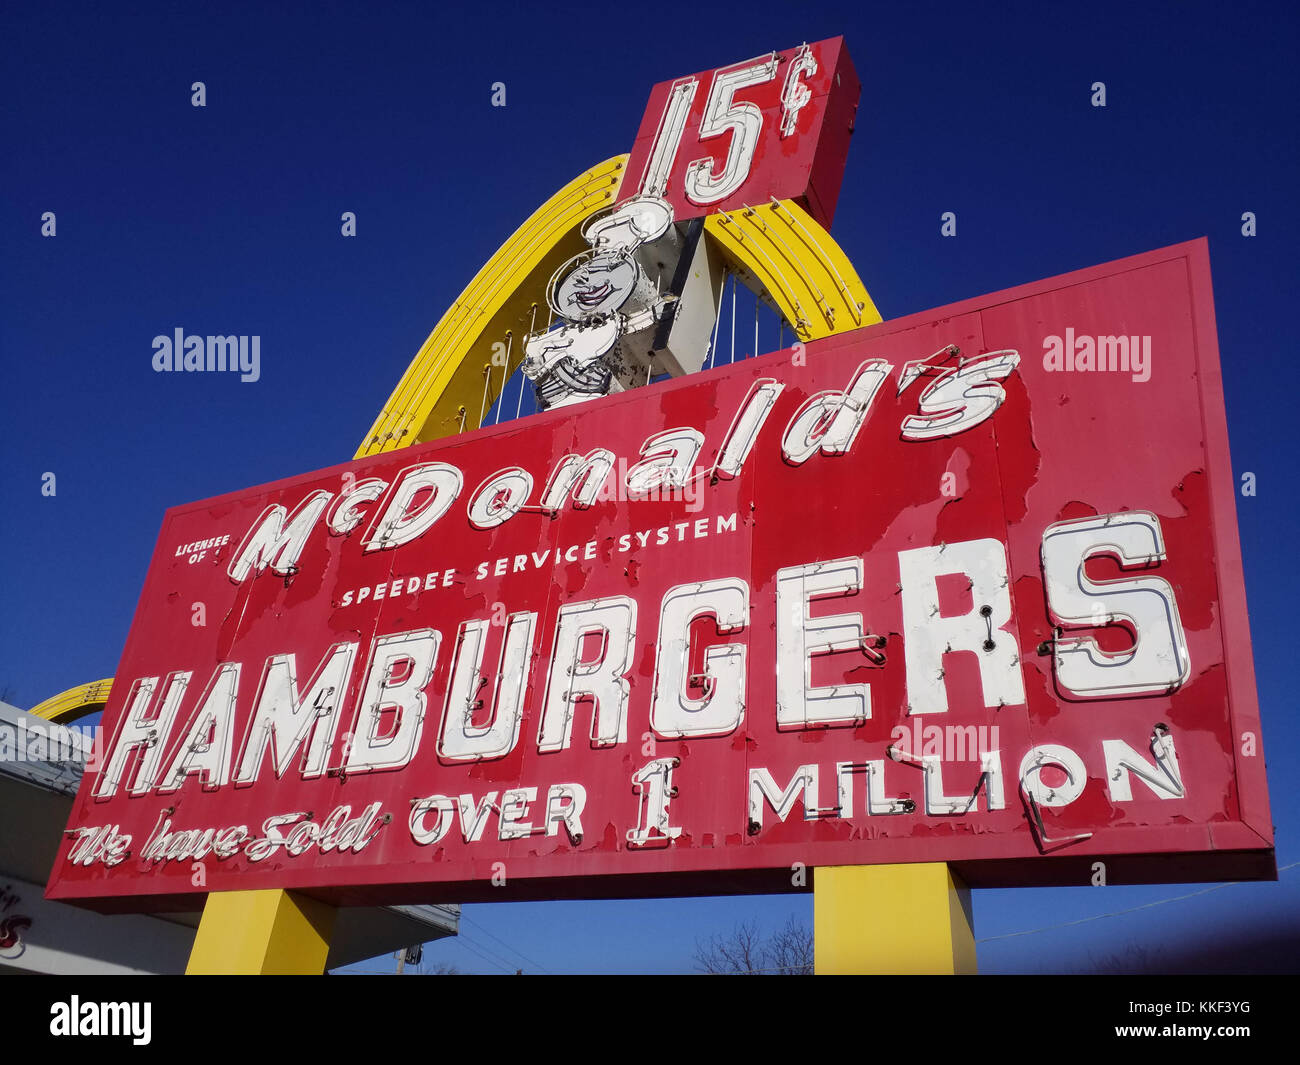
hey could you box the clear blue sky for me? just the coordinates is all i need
[2,0,1297,974]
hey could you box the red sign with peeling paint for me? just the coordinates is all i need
[624,37,859,228]
[49,240,1273,909]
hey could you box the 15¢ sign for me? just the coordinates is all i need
[625,37,860,227]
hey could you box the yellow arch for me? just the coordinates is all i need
[28,678,113,724]
[356,156,629,457]
[705,199,881,340]
[355,166,881,457]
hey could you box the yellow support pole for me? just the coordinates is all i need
[186,889,335,975]
[814,863,976,975]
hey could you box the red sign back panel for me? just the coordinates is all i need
[49,240,1272,909]
[624,37,860,228]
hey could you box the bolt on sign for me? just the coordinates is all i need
[48,39,1272,909]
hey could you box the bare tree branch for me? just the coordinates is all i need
[693,917,812,974]
[763,915,814,975]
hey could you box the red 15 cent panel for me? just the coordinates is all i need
[623,37,860,228]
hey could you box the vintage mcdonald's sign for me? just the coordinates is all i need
[49,39,1272,908]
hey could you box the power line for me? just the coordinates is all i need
[460,913,554,975]
[978,861,1300,944]
[458,931,527,973]
[450,934,518,974]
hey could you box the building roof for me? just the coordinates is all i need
[0,699,457,972]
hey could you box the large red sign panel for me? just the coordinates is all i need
[50,240,1272,908]
[624,37,859,228]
